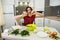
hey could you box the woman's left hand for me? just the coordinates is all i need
[31,10,35,15]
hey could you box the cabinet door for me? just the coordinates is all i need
[44,18,51,27]
[50,20,60,32]
[35,0,45,11]
[50,0,60,6]
[2,0,14,13]
[35,18,43,27]
[4,14,15,29]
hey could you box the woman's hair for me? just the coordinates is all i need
[25,6,33,12]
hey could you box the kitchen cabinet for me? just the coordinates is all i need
[35,18,44,27]
[44,18,60,32]
[19,0,45,11]
[44,18,51,27]
[4,14,15,29]
[2,0,14,13]
[50,20,60,32]
[29,0,45,11]
[50,0,60,6]
[35,0,45,11]
[35,18,51,27]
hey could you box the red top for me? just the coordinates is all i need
[23,15,35,26]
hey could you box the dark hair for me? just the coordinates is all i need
[25,6,33,12]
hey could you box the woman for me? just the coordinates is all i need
[15,6,44,26]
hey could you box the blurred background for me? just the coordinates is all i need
[0,0,60,33]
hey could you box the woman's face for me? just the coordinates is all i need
[27,8,32,13]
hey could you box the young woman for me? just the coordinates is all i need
[15,6,44,26]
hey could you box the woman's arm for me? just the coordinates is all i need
[14,15,23,23]
[35,11,44,18]
[14,11,27,22]
[31,10,44,18]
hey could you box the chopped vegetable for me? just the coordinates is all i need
[20,30,30,36]
[26,24,36,31]
[11,29,19,35]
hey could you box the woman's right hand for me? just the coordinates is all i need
[22,11,27,17]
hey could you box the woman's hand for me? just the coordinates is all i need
[31,10,35,15]
[22,11,27,17]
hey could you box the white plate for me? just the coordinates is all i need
[37,31,49,38]
[12,26,26,30]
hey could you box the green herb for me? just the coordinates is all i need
[11,29,30,36]
[11,29,19,35]
[55,36,60,40]
[20,30,30,36]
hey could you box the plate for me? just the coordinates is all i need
[12,26,26,30]
[37,31,49,38]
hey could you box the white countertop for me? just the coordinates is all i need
[1,26,60,40]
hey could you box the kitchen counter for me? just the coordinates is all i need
[45,16,60,21]
[2,26,60,40]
